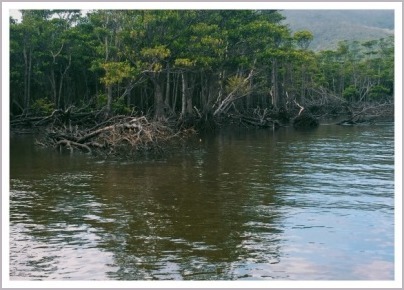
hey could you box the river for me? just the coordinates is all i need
[9,122,395,280]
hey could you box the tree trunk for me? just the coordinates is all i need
[106,85,113,113]
[200,72,209,113]
[246,75,253,110]
[23,46,32,111]
[186,74,193,115]
[271,58,279,108]
[300,63,305,103]
[181,72,187,117]
[164,65,172,112]
[172,73,179,112]
[152,76,165,119]
[58,55,72,109]
[213,68,254,116]
[50,69,57,108]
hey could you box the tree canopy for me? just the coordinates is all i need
[10,9,394,119]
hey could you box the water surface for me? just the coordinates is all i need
[9,123,395,280]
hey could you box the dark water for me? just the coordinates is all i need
[9,123,395,280]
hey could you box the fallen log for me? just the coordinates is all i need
[56,139,92,154]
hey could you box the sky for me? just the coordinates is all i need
[8,9,91,22]
[9,10,21,21]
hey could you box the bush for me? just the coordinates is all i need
[343,85,360,102]
[368,85,390,101]
[97,93,107,109]
[112,97,133,114]
[31,98,54,115]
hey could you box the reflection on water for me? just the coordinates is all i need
[9,123,394,280]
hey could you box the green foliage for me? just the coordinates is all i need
[112,97,133,114]
[343,85,360,102]
[368,85,391,100]
[140,45,171,59]
[294,30,314,50]
[101,61,136,85]
[174,58,196,68]
[225,75,250,96]
[31,98,54,115]
[97,93,107,108]
[9,9,394,120]
[140,45,171,72]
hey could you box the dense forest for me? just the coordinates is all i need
[9,10,394,153]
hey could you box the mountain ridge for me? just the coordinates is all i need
[280,10,394,51]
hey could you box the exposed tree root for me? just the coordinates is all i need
[226,110,280,129]
[40,115,195,156]
[11,100,394,158]
[337,102,393,125]
[293,111,319,129]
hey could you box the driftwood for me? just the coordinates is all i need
[11,106,99,130]
[293,99,305,116]
[337,103,393,125]
[40,115,195,156]
[56,139,92,154]
[289,98,320,129]
[226,107,280,129]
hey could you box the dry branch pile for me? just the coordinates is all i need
[225,107,281,129]
[10,107,104,135]
[40,115,196,156]
[337,102,394,125]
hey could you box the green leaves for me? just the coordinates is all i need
[174,58,196,68]
[225,75,251,96]
[10,9,393,118]
[343,85,360,101]
[315,37,394,102]
[140,45,171,60]
[100,61,136,85]
[31,98,54,115]
[294,30,314,50]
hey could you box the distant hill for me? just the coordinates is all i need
[280,10,394,51]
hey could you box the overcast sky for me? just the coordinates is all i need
[9,10,21,20]
[8,9,92,22]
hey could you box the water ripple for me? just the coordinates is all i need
[9,124,394,280]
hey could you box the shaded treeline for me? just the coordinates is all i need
[10,10,394,122]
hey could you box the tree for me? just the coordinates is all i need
[294,30,314,50]
[293,30,313,102]
[10,9,393,123]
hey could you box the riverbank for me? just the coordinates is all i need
[10,101,393,158]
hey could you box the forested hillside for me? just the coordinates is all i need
[280,10,394,51]
[10,10,394,126]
